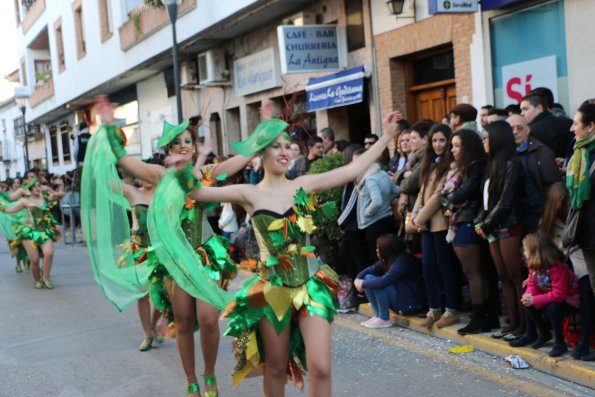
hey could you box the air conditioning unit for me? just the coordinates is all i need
[282,12,316,26]
[180,59,198,86]
[197,49,228,85]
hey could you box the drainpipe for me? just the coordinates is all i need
[368,0,382,135]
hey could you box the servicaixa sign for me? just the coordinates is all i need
[429,0,478,14]
[277,25,347,74]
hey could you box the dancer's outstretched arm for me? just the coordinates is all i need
[299,111,402,193]
[0,199,27,213]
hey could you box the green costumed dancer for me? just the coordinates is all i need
[170,113,402,397]
[0,177,65,289]
[92,95,251,397]
[0,186,29,273]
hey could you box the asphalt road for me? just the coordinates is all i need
[0,239,592,397]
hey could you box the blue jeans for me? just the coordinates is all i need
[421,231,459,311]
[363,274,398,320]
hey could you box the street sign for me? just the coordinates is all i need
[429,0,478,14]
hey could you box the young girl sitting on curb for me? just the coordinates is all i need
[509,234,579,357]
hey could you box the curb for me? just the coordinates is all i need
[358,304,595,390]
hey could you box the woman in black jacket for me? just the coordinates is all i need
[442,129,498,334]
[475,121,525,339]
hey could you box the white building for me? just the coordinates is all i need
[0,96,26,180]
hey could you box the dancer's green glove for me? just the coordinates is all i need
[176,163,201,194]
[23,177,38,190]
[105,125,127,161]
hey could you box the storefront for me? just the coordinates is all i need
[483,0,569,110]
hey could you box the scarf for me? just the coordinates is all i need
[566,134,595,209]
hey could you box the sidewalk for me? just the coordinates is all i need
[358,304,595,390]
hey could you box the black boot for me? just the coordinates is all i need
[457,304,488,335]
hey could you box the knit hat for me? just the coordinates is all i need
[449,104,478,123]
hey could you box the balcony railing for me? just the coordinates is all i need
[21,0,46,34]
[29,78,54,108]
[119,0,196,51]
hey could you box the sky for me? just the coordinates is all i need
[0,1,20,101]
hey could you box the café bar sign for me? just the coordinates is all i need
[277,25,347,74]
[429,0,478,14]
[234,48,282,96]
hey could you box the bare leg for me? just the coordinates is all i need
[40,240,54,284]
[196,299,220,393]
[299,315,332,397]
[170,281,199,394]
[259,317,291,397]
[137,295,153,338]
[22,240,40,283]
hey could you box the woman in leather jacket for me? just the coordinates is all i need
[475,121,525,339]
[442,129,498,335]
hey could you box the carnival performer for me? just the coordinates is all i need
[0,179,29,273]
[120,155,168,352]
[0,176,64,289]
[88,95,250,397]
[169,112,401,397]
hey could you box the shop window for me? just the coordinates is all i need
[49,126,59,164]
[72,1,86,59]
[98,0,113,42]
[345,0,365,51]
[210,113,224,156]
[225,108,241,153]
[54,18,66,73]
[60,122,71,163]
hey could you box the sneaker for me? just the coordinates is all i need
[360,316,377,326]
[548,343,568,357]
[419,310,441,328]
[434,311,459,328]
[361,317,392,329]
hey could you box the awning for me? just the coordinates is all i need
[305,66,365,112]
[481,0,523,11]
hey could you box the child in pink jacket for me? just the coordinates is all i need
[509,234,579,357]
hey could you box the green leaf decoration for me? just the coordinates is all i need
[265,256,279,267]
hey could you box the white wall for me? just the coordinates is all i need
[136,72,176,157]
[564,0,595,113]
[17,0,263,122]
[0,101,26,179]
[371,0,431,35]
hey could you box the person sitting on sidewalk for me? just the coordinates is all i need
[355,234,425,329]
[509,234,579,357]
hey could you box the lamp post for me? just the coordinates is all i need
[14,87,31,173]
[162,0,183,123]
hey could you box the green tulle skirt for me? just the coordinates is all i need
[222,264,339,387]
[15,223,61,246]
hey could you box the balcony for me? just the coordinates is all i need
[29,78,54,108]
[21,0,46,35]
[119,0,197,51]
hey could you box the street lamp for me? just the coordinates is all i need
[386,0,414,19]
[14,87,31,173]
[161,0,183,123]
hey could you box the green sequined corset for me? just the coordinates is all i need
[251,209,322,288]
[28,205,55,231]
[133,204,150,247]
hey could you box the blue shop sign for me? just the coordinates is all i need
[306,66,365,112]
[429,0,478,14]
[481,0,523,11]
[277,25,347,74]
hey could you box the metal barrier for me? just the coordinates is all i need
[60,190,80,245]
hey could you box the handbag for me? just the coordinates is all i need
[562,160,595,249]
[404,211,419,234]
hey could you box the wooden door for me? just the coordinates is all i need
[409,80,456,123]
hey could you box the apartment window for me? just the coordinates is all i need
[60,122,71,163]
[345,0,365,51]
[54,18,66,72]
[49,126,59,164]
[72,1,86,59]
[98,0,112,42]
